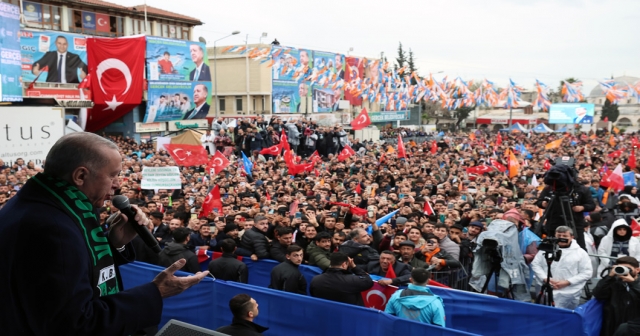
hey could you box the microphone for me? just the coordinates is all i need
[111,195,161,253]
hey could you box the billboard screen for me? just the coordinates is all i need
[549,103,595,124]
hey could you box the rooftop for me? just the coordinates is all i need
[589,76,640,97]
[55,0,203,25]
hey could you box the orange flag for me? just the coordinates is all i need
[544,138,563,150]
[609,136,616,147]
[602,187,611,206]
[469,132,476,141]
[613,127,620,134]
[508,149,520,178]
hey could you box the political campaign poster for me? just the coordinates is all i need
[20,30,88,84]
[141,166,182,190]
[144,81,212,123]
[0,2,22,102]
[271,48,313,82]
[312,84,341,113]
[273,80,304,113]
[344,56,364,106]
[548,103,595,124]
[146,36,210,82]
[313,51,344,80]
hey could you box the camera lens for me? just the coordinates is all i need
[614,266,630,276]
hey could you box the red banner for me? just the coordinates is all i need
[86,36,145,132]
[344,56,363,106]
[96,13,111,33]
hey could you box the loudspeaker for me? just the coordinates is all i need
[156,319,229,336]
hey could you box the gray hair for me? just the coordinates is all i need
[349,228,365,240]
[254,215,267,223]
[44,133,118,181]
[555,226,574,236]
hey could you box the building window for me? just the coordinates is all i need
[22,1,61,31]
[236,96,243,112]
[1,0,20,5]
[158,22,189,40]
[182,28,190,40]
[132,19,149,35]
[219,98,226,111]
[70,9,123,36]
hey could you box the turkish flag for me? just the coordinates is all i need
[632,137,640,148]
[544,159,551,171]
[489,158,507,173]
[96,13,111,33]
[361,283,398,310]
[165,143,209,167]
[631,218,640,237]
[630,150,637,170]
[289,162,315,176]
[337,145,356,161]
[200,185,223,218]
[206,150,231,175]
[86,36,145,132]
[260,143,281,156]
[601,164,625,192]
[609,150,623,158]
[467,165,492,175]
[424,200,435,216]
[280,129,290,151]
[284,149,295,166]
[430,141,438,155]
[397,134,407,159]
[308,150,321,163]
[496,133,503,146]
[351,108,371,130]
[355,183,361,194]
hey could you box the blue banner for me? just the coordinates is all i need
[623,171,636,187]
[81,11,96,30]
[146,36,209,82]
[0,3,22,102]
[549,103,595,124]
[21,1,41,23]
[20,30,88,84]
[144,81,212,123]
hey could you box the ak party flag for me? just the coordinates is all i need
[242,152,253,176]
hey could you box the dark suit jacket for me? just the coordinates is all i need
[365,260,412,286]
[183,103,210,120]
[0,179,162,335]
[33,51,87,83]
[190,63,211,81]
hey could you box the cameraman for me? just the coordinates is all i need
[531,226,592,310]
[537,166,595,250]
[593,256,640,336]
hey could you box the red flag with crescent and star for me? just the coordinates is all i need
[350,108,371,130]
[199,185,223,218]
[337,145,356,161]
[259,143,281,156]
[361,283,398,310]
[206,150,231,175]
[86,36,145,132]
[165,143,209,167]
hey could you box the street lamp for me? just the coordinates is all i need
[347,47,353,56]
[214,30,240,118]
[259,32,268,44]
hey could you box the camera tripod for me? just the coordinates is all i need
[538,191,577,238]
[479,250,513,299]
[535,250,562,306]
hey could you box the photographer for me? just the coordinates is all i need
[537,163,596,250]
[596,219,640,277]
[593,256,640,336]
[531,226,592,310]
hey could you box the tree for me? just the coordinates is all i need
[454,105,475,128]
[407,49,417,74]
[395,42,407,71]
[600,98,620,122]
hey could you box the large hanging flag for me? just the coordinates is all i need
[508,149,520,178]
[397,134,407,159]
[165,143,209,167]
[86,36,145,132]
[242,152,253,176]
[351,108,372,130]
[199,185,223,217]
[206,150,231,175]
[337,145,356,161]
[544,138,563,150]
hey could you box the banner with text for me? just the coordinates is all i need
[144,81,212,123]
[0,3,22,102]
[370,110,410,123]
[20,30,88,84]
[141,166,181,189]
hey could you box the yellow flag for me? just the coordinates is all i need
[544,138,563,150]
[508,150,520,178]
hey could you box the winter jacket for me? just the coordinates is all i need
[593,275,640,336]
[420,247,461,270]
[398,256,428,269]
[438,236,460,261]
[269,260,307,295]
[240,227,271,259]
[307,242,331,271]
[309,266,374,306]
[384,284,446,327]
[365,261,412,286]
[157,242,200,274]
[269,241,288,263]
[187,232,216,252]
[531,240,592,310]
[208,252,248,283]
[216,317,269,336]
[597,219,640,277]
[286,123,300,146]
[338,240,380,268]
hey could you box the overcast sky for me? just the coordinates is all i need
[114,0,640,95]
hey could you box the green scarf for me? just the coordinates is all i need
[31,173,120,298]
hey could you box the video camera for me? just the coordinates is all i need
[481,238,503,266]
[537,237,568,262]
[544,156,579,193]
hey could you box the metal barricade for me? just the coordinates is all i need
[430,258,474,291]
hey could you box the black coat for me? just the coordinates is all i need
[338,240,380,268]
[269,260,307,295]
[270,241,289,262]
[309,267,374,306]
[188,232,216,252]
[0,178,162,335]
[240,227,271,259]
[153,224,173,248]
[216,318,269,336]
[365,261,412,286]
[593,275,640,336]
[157,242,200,274]
[208,253,248,283]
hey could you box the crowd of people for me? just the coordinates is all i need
[3,119,640,335]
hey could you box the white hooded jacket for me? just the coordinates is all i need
[597,219,640,277]
[531,240,592,310]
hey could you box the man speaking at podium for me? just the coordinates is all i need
[0,133,209,335]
